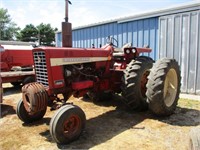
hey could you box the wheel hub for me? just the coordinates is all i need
[63,115,80,137]
[164,68,178,107]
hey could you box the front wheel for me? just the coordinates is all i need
[16,99,47,123]
[50,105,86,144]
[146,58,181,116]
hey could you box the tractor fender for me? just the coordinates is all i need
[135,47,152,56]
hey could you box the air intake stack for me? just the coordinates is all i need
[62,0,72,47]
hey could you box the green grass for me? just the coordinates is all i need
[178,98,200,110]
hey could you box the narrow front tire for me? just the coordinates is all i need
[50,105,86,144]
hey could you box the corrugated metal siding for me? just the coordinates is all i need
[70,18,158,60]
[55,32,62,47]
[159,10,200,94]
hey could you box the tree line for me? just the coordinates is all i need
[0,8,58,46]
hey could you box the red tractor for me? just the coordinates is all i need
[16,0,181,145]
[16,37,181,144]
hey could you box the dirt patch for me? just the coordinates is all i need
[0,83,200,150]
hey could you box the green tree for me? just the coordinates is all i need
[0,8,20,40]
[36,23,58,46]
[17,24,38,42]
[18,23,58,46]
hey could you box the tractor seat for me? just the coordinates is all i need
[114,47,124,53]
[113,52,124,57]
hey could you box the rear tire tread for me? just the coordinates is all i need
[121,56,154,110]
[146,58,181,116]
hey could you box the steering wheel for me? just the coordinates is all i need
[106,36,118,48]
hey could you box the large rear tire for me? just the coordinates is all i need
[16,99,47,123]
[146,58,181,116]
[121,56,154,110]
[50,105,86,144]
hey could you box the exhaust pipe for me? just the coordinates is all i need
[62,0,72,47]
[65,0,71,22]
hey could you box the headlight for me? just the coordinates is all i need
[132,49,136,53]
[125,49,131,54]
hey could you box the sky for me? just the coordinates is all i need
[0,0,199,30]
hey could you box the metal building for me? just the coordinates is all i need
[55,2,200,95]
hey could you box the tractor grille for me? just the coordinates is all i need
[33,51,49,87]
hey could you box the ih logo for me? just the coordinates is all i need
[37,56,42,63]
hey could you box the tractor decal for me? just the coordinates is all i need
[50,57,110,66]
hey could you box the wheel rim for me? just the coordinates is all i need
[63,115,81,137]
[163,68,178,107]
[140,70,150,97]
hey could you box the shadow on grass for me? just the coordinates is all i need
[0,103,16,117]
[3,85,22,96]
[22,117,51,127]
[156,107,200,126]
[37,96,200,149]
